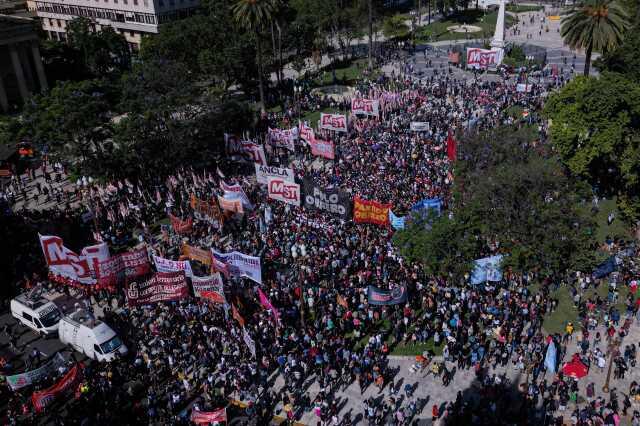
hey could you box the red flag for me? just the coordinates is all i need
[446,129,457,161]
[190,407,226,424]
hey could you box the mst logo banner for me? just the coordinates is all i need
[302,178,352,219]
[466,47,504,69]
[353,197,391,226]
[255,164,295,185]
[351,98,379,116]
[310,138,335,160]
[267,177,301,206]
[39,235,110,285]
[96,247,151,288]
[319,113,348,132]
[126,271,189,306]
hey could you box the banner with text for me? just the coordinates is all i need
[169,213,192,234]
[153,255,194,278]
[182,244,212,266]
[351,98,379,116]
[217,195,244,213]
[267,176,301,206]
[268,127,297,151]
[319,113,348,132]
[367,285,408,305]
[126,271,189,306]
[410,122,430,132]
[353,197,391,226]
[96,247,151,288]
[190,194,223,224]
[7,353,66,391]
[39,235,110,286]
[31,363,83,412]
[466,47,504,69]
[309,138,335,160]
[192,273,224,299]
[255,164,295,185]
[211,249,262,284]
[302,178,352,219]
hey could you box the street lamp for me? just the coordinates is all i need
[294,85,302,121]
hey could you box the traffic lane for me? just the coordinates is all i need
[0,312,69,366]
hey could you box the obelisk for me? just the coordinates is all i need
[491,0,506,49]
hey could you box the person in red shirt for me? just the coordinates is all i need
[432,404,439,422]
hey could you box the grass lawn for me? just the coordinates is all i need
[312,58,382,87]
[584,197,632,243]
[506,4,543,13]
[391,337,444,356]
[416,10,514,42]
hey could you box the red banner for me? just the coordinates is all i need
[353,197,391,226]
[96,247,151,289]
[169,213,193,234]
[126,271,189,306]
[191,408,227,424]
[310,139,335,160]
[32,363,83,412]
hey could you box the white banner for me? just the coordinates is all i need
[410,122,430,132]
[192,273,224,298]
[267,176,301,206]
[255,164,295,185]
[299,121,315,143]
[351,98,379,116]
[211,249,262,284]
[319,113,348,132]
[39,235,110,285]
[241,142,267,165]
[516,83,533,93]
[268,127,297,151]
[466,48,504,69]
[243,327,256,358]
[153,255,194,278]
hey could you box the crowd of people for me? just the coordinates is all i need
[1,47,639,426]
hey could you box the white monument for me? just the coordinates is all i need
[491,0,507,49]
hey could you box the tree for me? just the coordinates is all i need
[560,0,630,76]
[395,126,600,281]
[19,79,117,175]
[66,18,130,76]
[382,14,410,39]
[232,0,277,111]
[596,24,640,81]
[544,73,640,220]
[368,0,373,69]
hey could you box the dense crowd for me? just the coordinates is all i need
[2,54,639,426]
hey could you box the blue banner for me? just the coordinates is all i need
[411,198,442,216]
[593,256,616,279]
[544,340,557,373]
[389,210,406,230]
[367,285,408,305]
[470,255,503,285]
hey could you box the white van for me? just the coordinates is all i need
[58,310,128,362]
[10,293,62,337]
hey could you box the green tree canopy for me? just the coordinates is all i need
[544,73,640,220]
[395,126,600,282]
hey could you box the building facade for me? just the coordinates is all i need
[32,0,198,50]
[0,14,48,112]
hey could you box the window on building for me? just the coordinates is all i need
[129,31,134,37]
[57,19,62,27]
[143,0,147,6]
[133,0,138,5]
[123,0,128,4]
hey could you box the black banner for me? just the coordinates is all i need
[302,178,352,219]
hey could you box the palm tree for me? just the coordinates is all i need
[560,0,630,76]
[232,0,277,111]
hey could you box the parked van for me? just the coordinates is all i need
[10,292,62,337]
[58,310,128,362]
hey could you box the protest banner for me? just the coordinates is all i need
[466,47,504,69]
[255,164,295,185]
[309,138,335,160]
[189,194,223,224]
[31,363,83,412]
[190,408,227,424]
[39,235,110,286]
[319,113,348,132]
[448,51,461,64]
[224,134,266,165]
[192,273,224,298]
[211,249,262,284]
[367,285,408,305]
[389,210,406,230]
[410,122,430,132]
[96,247,151,288]
[126,271,189,306]
[299,121,315,143]
[268,127,297,151]
[7,353,66,391]
[302,178,352,219]
[470,255,504,285]
[169,213,192,234]
[516,83,533,93]
[411,198,442,216]
[241,141,267,165]
[353,197,391,226]
[267,176,301,206]
[153,255,194,278]
[182,243,212,266]
[243,327,256,358]
[257,287,280,326]
[217,195,244,213]
[351,98,380,116]
[220,180,242,193]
